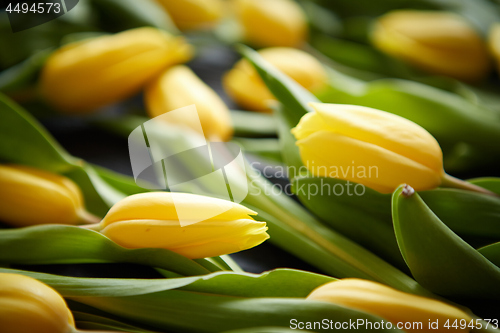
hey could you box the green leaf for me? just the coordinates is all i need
[0,267,333,298]
[392,185,500,299]
[0,93,137,215]
[273,106,303,176]
[290,175,406,269]
[420,188,500,239]
[319,77,500,155]
[0,49,52,94]
[232,137,283,164]
[0,268,400,333]
[73,312,158,333]
[0,93,76,172]
[221,328,314,333]
[478,242,500,268]
[91,164,149,196]
[231,110,277,137]
[0,225,211,276]
[469,178,500,196]
[90,0,178,33]
[238,45,319,125]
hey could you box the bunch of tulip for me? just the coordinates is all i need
[0,268,491,333]
[239,46,500,307]
[1,0,500,331]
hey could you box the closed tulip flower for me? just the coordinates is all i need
[155,0,224,30]
[233,0,308,48]
[145,65,233,141]
[371,10,490,81]
[224,47,328,112]
[0,273,75,333]
[92,192,269,259]
[40,27,193,113]
[0,164,98,227]
[292,103,495,195]
[489,24,500,72]
[307,279,472,332]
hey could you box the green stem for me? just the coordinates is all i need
[243,169,433,297]
[441,174,499,197]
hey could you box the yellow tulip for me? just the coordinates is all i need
[489,24,500,72]
[233,0,308,48]
[40,27,193,113]
[0,273,74,333]
[155,0,224,30]
[223,47,328,112]
[307,279,471,332]
[145,65,233,141]
[291,103,444,194]
[93,192,269,259]
[0,164,98,227]
[371,10,490,81]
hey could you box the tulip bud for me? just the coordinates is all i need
[223,47,328,111]
[155,0,224,31]
[94,192,269,259]
[145,65,233,141]
[307,279,471,332]
[40,27,193,113]
[0,164,98,227]
[292,103,444,194]
[371,10,490,81]
[0,273,74,333]
[232,0,308,48]
[489,24,500,72]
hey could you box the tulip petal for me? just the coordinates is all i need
[309,103,444,173]
[296,130,441,193]
[100,219,269,259]
[100,192,257,227]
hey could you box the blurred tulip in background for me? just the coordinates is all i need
[307,278,471,332]
[155,0,225,31]
[371,10,490,81]
[40,27,193,113]
[224,47,328,111]
[145,65,233,141]
[0,164,97,227]
[489,24,500,73]
[0,273,75,333]
[232,0,308,47]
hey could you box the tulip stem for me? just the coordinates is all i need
[77,210,102,224]
[79,223,101,231]
[441,174,499,197]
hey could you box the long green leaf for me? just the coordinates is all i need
[0,267,333,298]
[73,312,158,333]
[238,45,318,125]
[392,185,500,299]
[0,225,211,276]
[0,268,400,333]
[231,110,277,137]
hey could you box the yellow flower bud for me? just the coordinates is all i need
[0,273,74,333]
[155,0,224,30]
[145,65,233,141]
[307,279,472,332]
[233,0,308,48]
[291,103,444,194]
[489,24,500,72]
[0,164,98,227]
[40,27,193,113]
[223,47,328,112]
[96,192,269,259]
[371,10,490,81]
